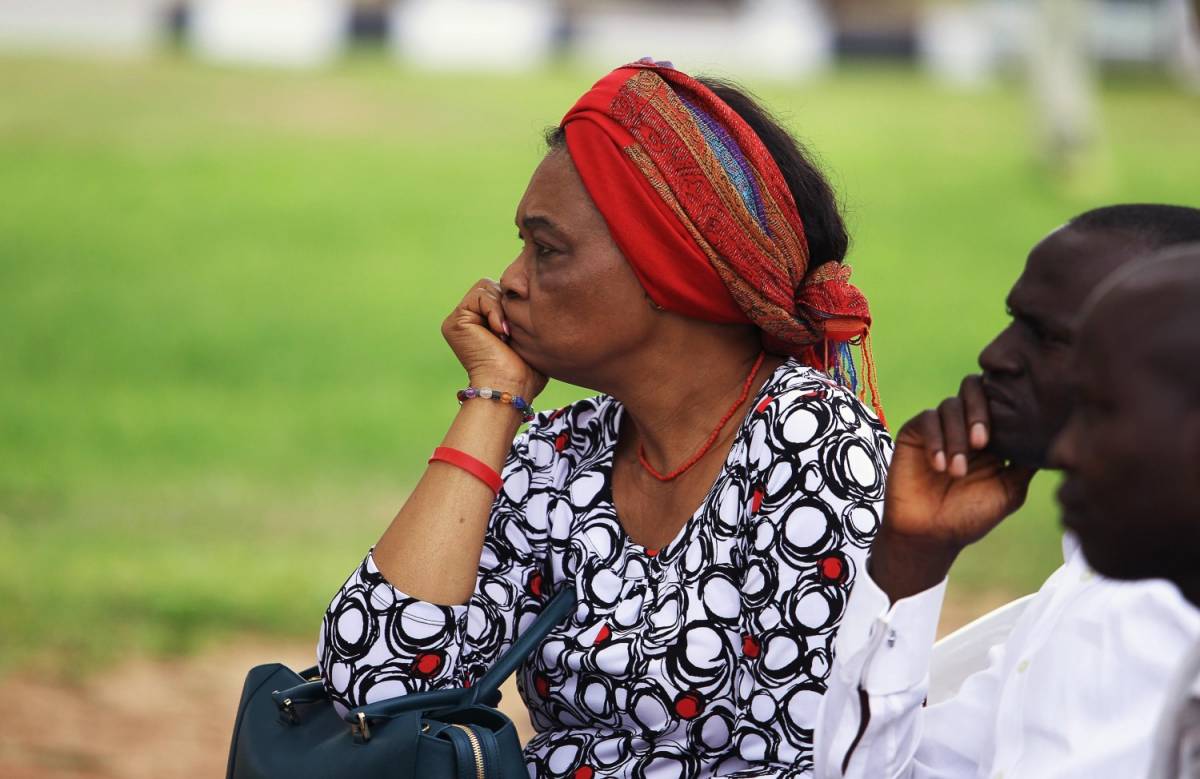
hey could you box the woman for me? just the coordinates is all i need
[319,60,891,778]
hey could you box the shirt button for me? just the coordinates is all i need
[886,629,897,648]
[1081,569,1096,582]
[1017,660,1030,674]
[993,772,1005,779]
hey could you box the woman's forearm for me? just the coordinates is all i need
[372,400,524,605]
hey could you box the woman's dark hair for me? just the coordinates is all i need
[544,76,849,268]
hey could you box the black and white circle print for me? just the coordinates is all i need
[318,359,892,778]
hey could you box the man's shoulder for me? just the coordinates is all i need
[1028,550,1200,644]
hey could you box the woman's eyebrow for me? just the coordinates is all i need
[520,215,565,236]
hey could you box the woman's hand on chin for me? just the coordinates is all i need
[442,278,547,401]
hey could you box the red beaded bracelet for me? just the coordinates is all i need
[428,446,503,496]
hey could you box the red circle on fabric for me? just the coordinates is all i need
[413,652,442,677]
[674,691,704,720]
[819,555,846,582]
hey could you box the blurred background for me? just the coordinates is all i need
[0,0,1197,776]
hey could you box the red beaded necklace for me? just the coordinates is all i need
[637,352,766,482]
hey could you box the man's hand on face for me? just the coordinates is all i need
[871,375,1039,603]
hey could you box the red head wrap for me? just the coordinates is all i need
[561,60,884,421]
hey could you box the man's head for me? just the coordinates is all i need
[1050,245,1200,597]
[979,204,1200,466]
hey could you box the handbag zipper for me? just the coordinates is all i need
[451,723,486,779]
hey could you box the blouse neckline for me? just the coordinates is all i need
[593,358,802,563]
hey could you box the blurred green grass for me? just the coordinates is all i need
[1,53,1197,673]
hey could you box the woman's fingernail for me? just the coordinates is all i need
[951,454,967,476]
[971,423,988,448]
[502,321,511,336]
[933,451,946,472]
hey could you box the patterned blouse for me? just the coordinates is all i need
[318,359,892,778]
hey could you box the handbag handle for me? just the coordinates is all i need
[348,687,471,723]
[347,584,577,723]
[273,681,325,705]
[468,584,575,705]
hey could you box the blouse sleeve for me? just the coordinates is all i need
[726,377,893,777]
[317,429,554,712]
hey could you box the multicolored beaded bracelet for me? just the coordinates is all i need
[456,386,535,423]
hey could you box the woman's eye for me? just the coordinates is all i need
[535,244,557,258]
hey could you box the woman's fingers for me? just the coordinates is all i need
[458,279,507,339]
[937,396,971,477]
[441,277,545,400]
[477,282,507,340]
[960,375,990,450]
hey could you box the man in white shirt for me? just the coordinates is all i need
[1049,245,1200,778]
[815,205,1200,779]
[1150,643,1200,779]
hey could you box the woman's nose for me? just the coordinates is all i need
[499,253,529,300]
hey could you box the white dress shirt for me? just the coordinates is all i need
[1150,642,1200,779]
[815,534,1200,779]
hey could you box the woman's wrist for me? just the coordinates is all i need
[457,386,535,423]
[452,392,528,434]
[466,374,541,404]
[439,400,524,482]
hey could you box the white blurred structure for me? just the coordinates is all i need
[979,0,1037,64]
[571,0,833,79]
[189,0,348,68]
[1032,0,1098,171]
[0,0,169,55]
[918,4,997,87]
[0,0,1193,91]
[1167,0,1200,90]
[389,0,558,72]
[919,0,1200,89]
[1090,0,1171,63]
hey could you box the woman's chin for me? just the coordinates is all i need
[510,341,551,379]
[508,337,533,363]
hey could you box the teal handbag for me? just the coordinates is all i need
[227,585,575,779]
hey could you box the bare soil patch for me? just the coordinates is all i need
[0,641,312,779]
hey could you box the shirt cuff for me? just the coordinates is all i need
[836,564,947,696]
